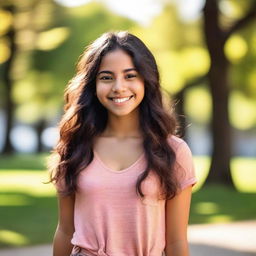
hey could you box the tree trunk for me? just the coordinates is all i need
[35,119,46,153]
[207,59,233,186]
[203,0,234,186]
[2,5,16,154]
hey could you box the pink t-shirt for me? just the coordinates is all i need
[59,135,197,256]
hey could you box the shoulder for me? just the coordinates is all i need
[167,135,197,190]
[167,134,191,154]
[167,134,194,172]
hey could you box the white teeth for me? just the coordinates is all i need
[112,97,131,103]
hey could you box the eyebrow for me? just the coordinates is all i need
[97,68,137,76]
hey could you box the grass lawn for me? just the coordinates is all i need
[0,154,255,248]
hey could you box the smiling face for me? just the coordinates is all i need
[96,49,145,118]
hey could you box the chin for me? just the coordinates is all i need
[111,109,140,118]
[111,112,132,117]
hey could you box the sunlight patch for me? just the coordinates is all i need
[0,230,29,246]
[208,214,233,223]
[0,194,32,206]
[195,202,219,215]
[0,171,55,196]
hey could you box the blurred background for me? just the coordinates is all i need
[0,0,255,251]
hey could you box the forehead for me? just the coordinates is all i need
[99,49,135,71]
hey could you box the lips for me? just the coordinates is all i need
[108,95,134,103]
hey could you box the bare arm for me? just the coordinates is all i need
[53,193,75,256]
[164,186,192,256]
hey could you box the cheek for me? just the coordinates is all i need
[135,83,145,101]
[96,84,108,101]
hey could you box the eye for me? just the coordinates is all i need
[125,73,137,79]
[99,75,113,81]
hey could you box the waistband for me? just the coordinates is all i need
[71,246,109,256]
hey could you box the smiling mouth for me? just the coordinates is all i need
[108,95,134,103]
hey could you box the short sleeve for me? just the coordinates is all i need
[174,141,197,190]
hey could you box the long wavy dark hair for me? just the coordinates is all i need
[49,31,180,199]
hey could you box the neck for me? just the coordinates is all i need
[103,112,141,138]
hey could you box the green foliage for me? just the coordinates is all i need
[227,20,256,98]
[193,156,256,193]
[184,85,212,124]
[0,153,47,170]
[190,185,256,224]
[0,191,57,247]
[218,0,256,98]
[131,4,208,94]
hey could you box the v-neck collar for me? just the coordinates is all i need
[93,150,145,173]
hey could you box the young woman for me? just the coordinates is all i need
[49,31,197,256]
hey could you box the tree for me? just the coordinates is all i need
[203,0,256,186]
[1,4,16,153]
[0,0,64,154]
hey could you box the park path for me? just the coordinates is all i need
[188,220,256,256]
[1,220,256,256]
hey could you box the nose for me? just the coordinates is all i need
[111,77,126,92]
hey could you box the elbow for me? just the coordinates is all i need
[56,222,75,237]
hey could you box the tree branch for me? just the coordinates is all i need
[223,2,256,42]
[176,74,208,97]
